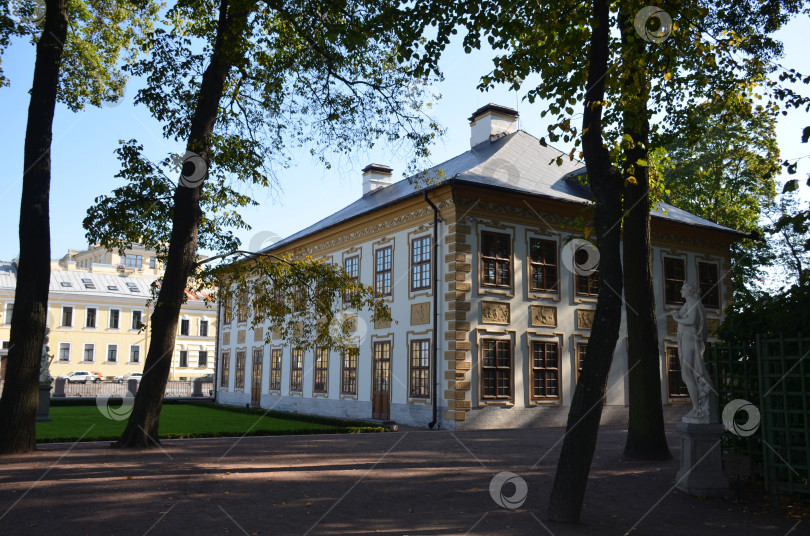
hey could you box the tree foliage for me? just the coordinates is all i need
[83,0,441,448]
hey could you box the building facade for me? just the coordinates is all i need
[215,104,743,430]
[0,244,216,381]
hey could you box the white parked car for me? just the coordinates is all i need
[60,371,95,383]
[114,372,143,383]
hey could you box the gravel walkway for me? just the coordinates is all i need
[0,424,804,535]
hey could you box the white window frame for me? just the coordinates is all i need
[61,305,74,328]
[3,302,13,325]
[199,318,209,337]
[85,307,97,329]
[83,343,95,363]
[109,308,120,329]
[106,344,118,363]
[180,317,190,336]
[131,309,143,331]
[129,344,141,364]
[58,342,71,362]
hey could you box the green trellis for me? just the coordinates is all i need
[705,336,810,496]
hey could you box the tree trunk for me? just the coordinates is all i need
[0,0,69,455]
[114,0,250,448]
[547,0,624,522]
[619,4,672,461]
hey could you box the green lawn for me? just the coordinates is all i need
[36,403,385,443]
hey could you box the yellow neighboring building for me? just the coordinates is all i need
[0,244,216,381]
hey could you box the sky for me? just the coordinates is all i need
[0,14,809,263]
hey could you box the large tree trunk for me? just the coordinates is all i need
[0,0,69,455]
[619,4,672,461]
[114,0,250,448]
[547,0,624,522]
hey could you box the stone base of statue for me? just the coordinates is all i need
[675,421,728,496]
[37,384,51,422]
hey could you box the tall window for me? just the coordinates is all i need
[575,271,600,297]
[235,350,246,388]
[149,257,156,269]
[220,351,230,387]
[61,306,73,327]
[666,346,689,398]
[411,237,431,291]
[270,349,282,390]
[130,345,140,363]
[314,347,328,394]
[341,348,358,395]
[109,309,120,329]
[223,298,232,324]
[198,350,208,367]
[529,239,558,292]
[481,232,511,288]
[59,343,70,362]
[698,262,720,308]
[481,339,511,399]
[576,342,588,379]
[343,256,359,303]
[409,339,430,398]
[290,348,303,392]
[107,345,118,363]
[83,344,94,362]
[180,319,190,336]
[375,247,392,296]
[199,319,209,337]
[237,295,248,322]
[531,341,559,399]
[122,254,143,269]
[179,350,188,368]
[86,308,97,328]
[132,310,142,330]
[663,257,686,305]
[4,303,12,324]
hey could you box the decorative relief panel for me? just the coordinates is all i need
[272,325,281,339]
[237,330,246,344]
[375,317,391,330]
[531,305,557,327]
[223,332,231,346]
[411,302,430,325]
[253,327,264,342]
[482,301,510,325]
[576,309,595,330]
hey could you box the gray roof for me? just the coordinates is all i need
[264,130,744,253]
[0,262,208,303]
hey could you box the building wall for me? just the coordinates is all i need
[215,185,732,430]
[0,253,216,381]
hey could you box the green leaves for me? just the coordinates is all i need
[212,253,391,353]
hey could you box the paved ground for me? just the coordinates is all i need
[0,424,805,536]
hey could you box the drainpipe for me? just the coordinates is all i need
[424,191,441,429]
[213,283,221,402]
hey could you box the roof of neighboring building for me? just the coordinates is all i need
[263,130,745,253]
[0,262,209,302]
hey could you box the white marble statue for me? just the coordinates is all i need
[39,327,54,385]
[671,282,716,423]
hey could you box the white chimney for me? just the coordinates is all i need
[469,104,519,148]
[362,164,393,196]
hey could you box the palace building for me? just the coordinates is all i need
[214,104,744,429]
[0,244,216,382]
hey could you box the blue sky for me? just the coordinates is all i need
[0,16,808,262]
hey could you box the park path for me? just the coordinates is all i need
[0,425,804,536]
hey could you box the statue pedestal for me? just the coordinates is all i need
[37,384,51,422]
[675,422,728,496]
